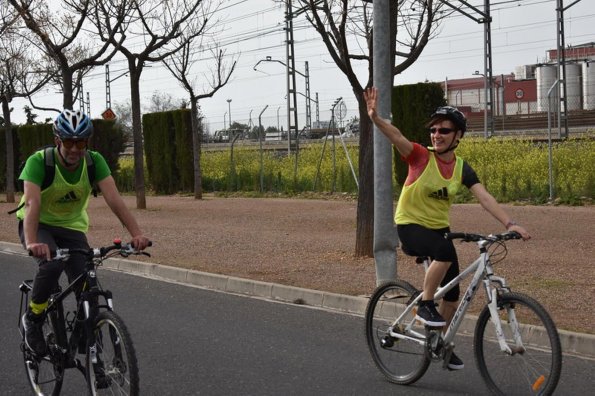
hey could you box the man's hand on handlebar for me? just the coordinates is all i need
[26,242,51,261]
[130,235,151,251]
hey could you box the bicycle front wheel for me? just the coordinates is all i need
[474,292,562,396]
[87,311,139,396]
[365,280,430,385]
[21,313,64,396]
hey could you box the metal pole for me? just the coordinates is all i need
[259,105,268,192]
[105,64,111,110]
[373,0,397,284]
[547,80,559,201]
[484,0,494,137]
[227,99,232,130]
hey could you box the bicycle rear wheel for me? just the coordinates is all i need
[365,280,430,384]
[87,311,139,396]
[21,314,64,396]
[474,292,562,396]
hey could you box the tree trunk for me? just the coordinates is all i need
[2,98,15,203]
[129,64,146,209]
[355,97,375,257]
[190,97,203,200]
[62,69,74,110]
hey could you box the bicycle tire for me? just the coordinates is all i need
[365,280,430,385]
[21,312,65,396]
[86,311,139,396]
[474,292,562,396]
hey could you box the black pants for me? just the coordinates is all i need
[397,223,460,302]
[19,221,90,305]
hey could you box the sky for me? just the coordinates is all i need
[8,0,595,134]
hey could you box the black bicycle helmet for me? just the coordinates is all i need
[430,106,467,135]
[53,109,93,139]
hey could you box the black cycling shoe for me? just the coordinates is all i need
[447,352,465,370]
[415,301,446,327]
[22,312,47,356]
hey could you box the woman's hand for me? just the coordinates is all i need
[509,224,531,241]
[364,87,378,120]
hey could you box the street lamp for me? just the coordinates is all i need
[254,56,313,130]
[227,99,232,130]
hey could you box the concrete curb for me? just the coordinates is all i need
[2,241,593,359]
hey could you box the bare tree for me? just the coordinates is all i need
[97,0,211,209]
[0,0,18,35]
[164,27,237,199]
[145,91,183,113]
[1,9,53,203]
[296,0,442,257]
[7,0,129,110]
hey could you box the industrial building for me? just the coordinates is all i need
[441,43,595,134]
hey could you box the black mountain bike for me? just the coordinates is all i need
[18,239,151,396]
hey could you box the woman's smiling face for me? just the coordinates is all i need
[429,119,460,153]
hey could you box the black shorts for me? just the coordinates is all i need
[397,223,460,302]
[18,221,90,304]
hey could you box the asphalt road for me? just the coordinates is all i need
[1,252,592,395]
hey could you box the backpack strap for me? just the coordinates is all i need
[85,151,98,197]
[40,147,56,191]
[8,147,54,215]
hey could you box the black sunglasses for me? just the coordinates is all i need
[428,127,456,135]
[61,139,88,150]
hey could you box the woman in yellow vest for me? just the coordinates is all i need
[17,109,151,357]
[364,87,530,371]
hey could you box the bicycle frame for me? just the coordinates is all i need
[21,257,115,369]
[19,240,148,395]
[389,239,516,353]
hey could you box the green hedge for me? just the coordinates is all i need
[0,120,126,193]
[392,82,446,185]
[142,109,193,194]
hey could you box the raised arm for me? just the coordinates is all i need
[364,87,413,158]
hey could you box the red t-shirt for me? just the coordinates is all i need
[402,143,479,188]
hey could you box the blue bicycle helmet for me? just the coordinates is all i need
[53,109,93,139]
[430,106,467,135]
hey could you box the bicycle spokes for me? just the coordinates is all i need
[474,292,561,395]
[365,281,431,385]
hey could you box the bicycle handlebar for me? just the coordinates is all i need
[30,239,152,260]
[445,231,521,243]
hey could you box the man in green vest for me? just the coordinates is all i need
[364,87,530,370]
[17,109,150,356]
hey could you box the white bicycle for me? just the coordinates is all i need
[365,231,562,395]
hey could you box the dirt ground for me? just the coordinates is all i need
[1,194,593,334]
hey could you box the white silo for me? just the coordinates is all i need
[563,63,582,111]
[536,64,558,112]
[583,61,595,110]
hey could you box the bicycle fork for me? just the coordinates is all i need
[484,279,525,356]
